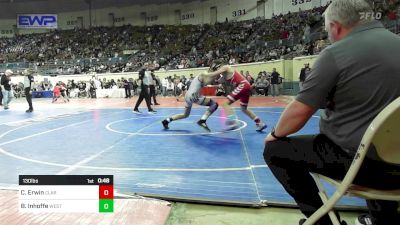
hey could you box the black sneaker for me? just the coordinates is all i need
[162,120,169,129]
[356,214,374,225]
[26,109,33,113]
[132,109,142,114]
[299,218,348,225]
[148,110,157,114]
[197,120,211,132]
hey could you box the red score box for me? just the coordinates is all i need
[99,185,114,199]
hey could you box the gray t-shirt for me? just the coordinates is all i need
[297,21,400,155]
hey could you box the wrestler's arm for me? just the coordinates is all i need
[200,66,232,84]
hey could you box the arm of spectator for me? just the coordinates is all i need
[265,100,315,143]
[265,49,339,143]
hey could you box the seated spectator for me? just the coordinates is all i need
[166,79,174,96]
[264,1,400,225]
[254,73,270,96]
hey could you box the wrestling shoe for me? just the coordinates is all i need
[162,120,169,129]
[299,218,348,225]
[132,109,142,114]
[355,214,374,225]
[197,120,211,132]
[225,119,239,131]
[256,123,267,132]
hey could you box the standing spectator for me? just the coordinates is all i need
[1,69,13,110]
[127,78,134,97]
[186,74,194,89]
[132,79,139,96]
[173,75,180,97]
[308,42,315,55]
[270,68,280,98]
[264,1,400,225]
[94,78,102,98]
[123,78,131,98]
[299,63,311,91]
[161,77,168,97]
[23,69,35,113]
[149,71,159,105]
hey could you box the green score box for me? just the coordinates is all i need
[99,199,114,213]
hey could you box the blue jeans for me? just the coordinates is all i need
[2,90,13,108]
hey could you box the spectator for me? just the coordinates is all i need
[254,73,270,96]
[149,71,159,105]
[161,77,168,97]
[270,68,280,98]
[166,79,174,96]
[1,69,13,110]
[123,78,131,98]
[264,1,400,225]
[299,63,311,91]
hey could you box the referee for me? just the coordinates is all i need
[133,65,156,114]
[23,69,35,113]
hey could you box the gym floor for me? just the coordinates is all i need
[0,96,362,225]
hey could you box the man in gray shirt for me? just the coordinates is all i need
[263,1,400,225]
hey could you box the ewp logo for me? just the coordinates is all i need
[17,14,58,29]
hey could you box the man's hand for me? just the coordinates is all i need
[265,132,277,145]
[263,100,316,145]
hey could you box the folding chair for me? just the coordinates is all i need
[303,96,400,225]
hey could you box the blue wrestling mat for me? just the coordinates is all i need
[0,107,365,207]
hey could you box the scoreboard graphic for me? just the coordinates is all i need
[19,175,114,213]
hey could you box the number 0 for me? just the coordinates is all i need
[104,190,109,196]
[104,204,108,209]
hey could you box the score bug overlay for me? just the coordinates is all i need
[19,175,114,213]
